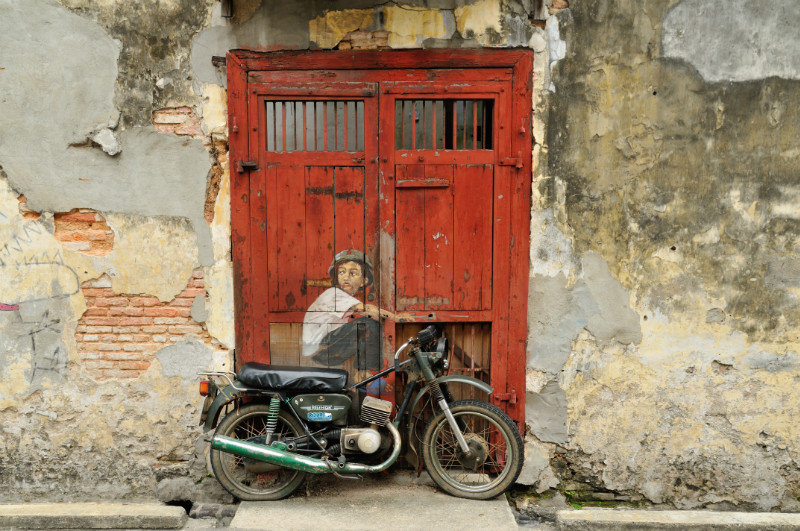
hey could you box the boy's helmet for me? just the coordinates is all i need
[329,249,374,286]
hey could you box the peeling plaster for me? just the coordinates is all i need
[309,8,374,49]
[454,0,501,44]
[384,6,452,48]
[0,2,214,266]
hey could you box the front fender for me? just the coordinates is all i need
[201,384,240,433]
[404,375,494,467]
[407,375,493,420]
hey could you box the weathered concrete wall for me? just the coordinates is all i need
[525,0,800,511]
[2,0,798,511]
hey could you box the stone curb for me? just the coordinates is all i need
[556,508,800,530]
[0,503,187,529]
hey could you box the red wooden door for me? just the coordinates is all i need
[229,51,532,425]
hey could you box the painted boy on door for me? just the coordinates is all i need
[302,249,409,376]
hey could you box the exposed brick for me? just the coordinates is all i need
[117,317,153,326]
[189,279,205,288]
[168,325,203,335]
[154,317,188,325]
[130,297,160,307]
[142,307,182,318]
[99,334,118,342]
[178,288,206,298]
[153,335,168,343]
[84,326,113,334]
[141,325,168,333]
[84,308,109,317]
[123,344,155,352]
[82,342,117,352]
[82,334,99,342]
[95,297,129,307]
[171,298,194,307]
[112,326,141,334]
[192,270,204,279]
[107,307,144,317]
[116,360,151,371]
[549,0,569,13]
[84,317,118,326]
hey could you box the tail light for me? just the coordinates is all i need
[199,380,211,396]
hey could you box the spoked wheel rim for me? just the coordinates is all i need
[428,409,513,494]
[216,411,303,498]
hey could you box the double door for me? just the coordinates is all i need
[229,52,532,424]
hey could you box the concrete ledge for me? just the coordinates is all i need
[0,503,187,529]
[556,508,800,530]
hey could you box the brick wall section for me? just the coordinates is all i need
[77,271,214,379]
[337,30,389,50]
[152,106,204,137]
[54,208,114,255]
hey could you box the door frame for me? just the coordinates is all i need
[227,49,533,426]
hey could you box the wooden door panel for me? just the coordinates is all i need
[395,164,492,311]
[454,164,493,310]
[267,164,306,312]
[305,166,335,304]
[267,165,367,313]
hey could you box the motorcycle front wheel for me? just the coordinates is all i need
[423,399,523,500]
[210,403,307,501]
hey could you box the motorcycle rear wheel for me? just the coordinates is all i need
[210,403,307,501]
[423,399,523,500]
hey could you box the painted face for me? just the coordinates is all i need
[336,261,366,296]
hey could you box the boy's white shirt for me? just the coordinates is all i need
[301,287,361,357]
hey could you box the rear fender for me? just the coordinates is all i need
[202,384,243,432]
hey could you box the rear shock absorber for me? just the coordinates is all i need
[264,394,281,445]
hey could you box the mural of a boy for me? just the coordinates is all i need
[302,249,410,372]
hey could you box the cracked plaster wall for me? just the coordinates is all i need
[527,0,800,511]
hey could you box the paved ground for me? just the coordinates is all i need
[4,474,800,530]
[228,471,518,530]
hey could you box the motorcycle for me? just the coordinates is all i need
[198,325,523,500]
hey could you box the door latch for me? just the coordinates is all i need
[236,160,258,173]
[494,388,517,404]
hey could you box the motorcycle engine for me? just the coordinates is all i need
[340,396,393,454]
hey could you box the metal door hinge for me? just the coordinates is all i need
[236,160,258,173]
[494,389,517,404]
[499,151,524,169]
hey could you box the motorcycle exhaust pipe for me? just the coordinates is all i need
[210,421,402,475]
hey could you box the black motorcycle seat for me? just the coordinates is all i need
[236,362,349,393]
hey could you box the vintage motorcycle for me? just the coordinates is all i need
[198,325,523,500]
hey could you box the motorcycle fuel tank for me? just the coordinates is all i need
[290,394,351,423]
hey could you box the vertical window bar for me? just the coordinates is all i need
[295,101,303,152]
[472,101,478,149]
[305,102,315,151]
[356,101,364,151]
[286,102,295,152]
[431,100,437,150]
[266,101,275,152]
[452,100,457,149]
[395,101,403,150]
[343,101,349,151]
[276,102,284,152]
[316,102,324,151]
[404,101,414,150]
[326,102,335,150]
[410,100,417,150]
[335,101,345,151]
[424,101,433,150]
